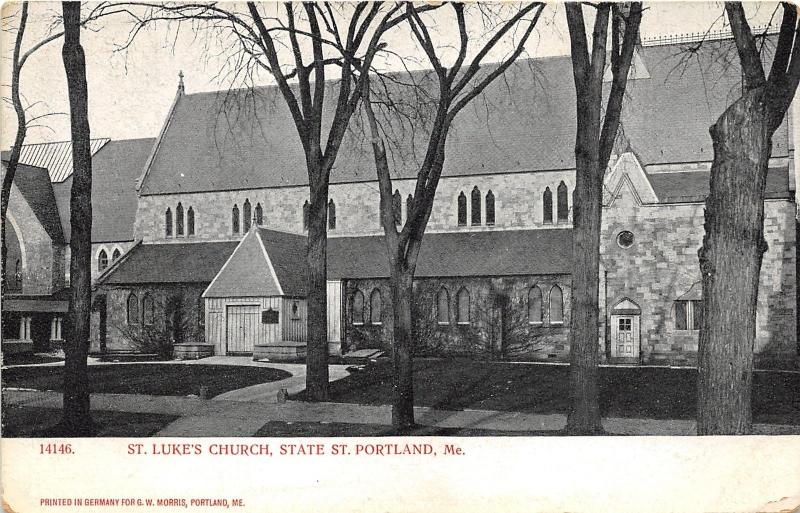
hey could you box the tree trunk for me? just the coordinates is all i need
[2,3,29,294]
[60,1,95,436]
[390,263,415,433]
[566,137,604,435]
[304,167,329,401]
[697,89,770,435]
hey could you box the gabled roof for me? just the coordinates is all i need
[5,138,111,182]
[204,228,289,298]
[139,38,789,196]
[648,165,791,203]
[51,138,155,243]
[98,241,239,285]
[2,161,64,243]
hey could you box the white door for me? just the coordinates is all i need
[226,304,260,353]
[611,315,639,358]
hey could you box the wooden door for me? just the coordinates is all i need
[226,304,260,353]
[611,315,639,358]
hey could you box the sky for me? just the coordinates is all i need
[0,1,785,146]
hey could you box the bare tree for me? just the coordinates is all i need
[362,2,544,432]
[697,2,800,435]
[1,2,114,292]
[114,2,440,401]
[60,0,95,435]
[564,2,642,435]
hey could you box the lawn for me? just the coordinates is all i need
[2,364,291,398]
[1,406,178,437]
[294,358,800,425]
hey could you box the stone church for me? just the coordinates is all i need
[4,35,797,367]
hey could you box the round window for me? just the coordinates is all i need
[617,230,635,248]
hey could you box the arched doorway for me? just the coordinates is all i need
[610,298,641,361]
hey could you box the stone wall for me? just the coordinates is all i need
[134,170,575,243]
[343,275,571,361]
[5,185,59,296]
[601,178,796,366]
[91,283,207,353]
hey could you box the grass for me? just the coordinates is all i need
[2,364,291,398]
[1,406,178,437]
[254,421,557,437]
[293,358,800,425]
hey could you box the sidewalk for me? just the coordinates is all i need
[5,389,800,436]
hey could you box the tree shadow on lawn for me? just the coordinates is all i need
[1,406,178,437]
[2,364,291,398]
[254,421,562,437]
[297,358,800,424]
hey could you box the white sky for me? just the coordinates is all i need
[0,1,783,146]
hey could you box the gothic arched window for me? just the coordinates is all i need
[187,207,195,236]
[176,203,184,235]
[370,289,383,325]
[165,208,173,237]
[255,203,263,226]
[352,290,365,325]
[142,294,155,325]
[471,186,481,225]
[485,190,495,226]
[232,204,240,234]
[457,192,467,226]
[437,287,450,324]
[456,287,470,324]
[127,293,139,325]
[557,181,569,222]
[243,199,252,232]
[528,286,543,324]
[550,285,564,324]
[543,187,553,224]
[328,199,336,230]
[392,190,401,225]
[302,201,309,231]
[98,250,108,271]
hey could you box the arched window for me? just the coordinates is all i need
[127,293,139,325]
[437,287,450,325]
[232,204,240,234]
[370,289,383,325]
[328,199,336,230]
[243,199,252,232]
[528,286,543,324]
[352,290,365,325]
[406,194,413,222]
[255,203,263,225]
[392,190,401,225]
[165,208,173,237]
[543,187,553,224]
[557,181,569,222]
[486,190,495,226]
[549,285,564,324]
[471,186,481,225]
[98,250,108,271]
[302,200,309,231]
[176,202,184,235]
[456,287,470,324]
[112,248,121,262]
[457,192,467,226]
[187,207,195,236]
[142,294,155,325]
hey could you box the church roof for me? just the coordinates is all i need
[103,228,573,290]
[8,138,111,182]
[51,138,155,243]
[99,241,239,285]
[138,38,789,196]
[2,161,65,244]
[648,165,792,203]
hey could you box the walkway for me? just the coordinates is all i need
[5,390,800,436]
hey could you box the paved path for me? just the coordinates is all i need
[6,390,800,436]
